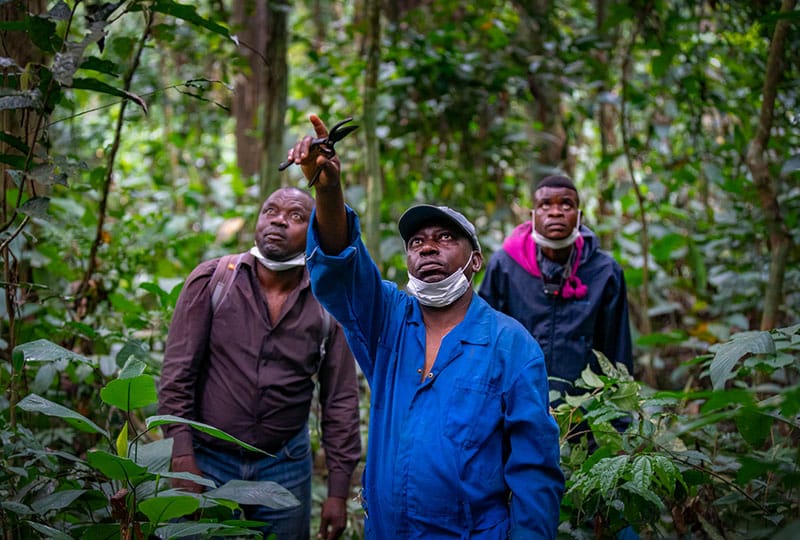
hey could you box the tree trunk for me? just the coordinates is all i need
[745,0,796,330]
[363,0,383,267]
[260,2,289,198]
[232,0,267,179]
[511,0,569,196]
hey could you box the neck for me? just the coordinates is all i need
[540,245,572,265]
[420,288,472,330]
[256,263,303,292]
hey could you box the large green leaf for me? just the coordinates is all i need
[146,415,268,455]
[86,450,149,481]
[734,407,774,448]
[70,77,147,113]
[30,489,85,514]
[139,495,199,523]
[154,522,260,539]
[24,522,73,540]
[709,331,775,390]
[100,374,157,411]
[206,479,299,509]
[150,0,231,38]
[13,339,90,364]
[16,394,107,436]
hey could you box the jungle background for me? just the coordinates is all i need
[1,0,799,539]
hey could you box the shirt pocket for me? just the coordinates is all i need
[443,377,502,448]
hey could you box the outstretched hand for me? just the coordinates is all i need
[285,114,341,188]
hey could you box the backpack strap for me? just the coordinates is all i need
[318,306,333,363]
[209,252,247,314]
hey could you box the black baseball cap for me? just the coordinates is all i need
[398,204,481,252]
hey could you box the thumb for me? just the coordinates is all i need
[309,114,329,138]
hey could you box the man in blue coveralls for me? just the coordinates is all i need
[283,114,564,539]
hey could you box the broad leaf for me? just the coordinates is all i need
[16,394,107,436]
[31,489,85,514]
[709,331,775,390]
[87,450,148,480]
[139,495,199,523]
[150,0,231,39]
[206,479,299,509]
[25,521,73,540]
[13,339,90,364]
[18,196,50,218]
[70,77,148,114]
[147,415,268,454]
[100,374,157,411]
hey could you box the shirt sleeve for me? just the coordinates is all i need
[306,206,392,383]
[317,321,362,499]
[595,263,633,375]
[503,331,565,539]
[157,259,216,457]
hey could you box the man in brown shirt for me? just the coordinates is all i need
[158,187,361,540]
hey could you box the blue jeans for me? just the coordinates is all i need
[194,427,312,540]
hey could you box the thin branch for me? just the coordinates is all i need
[74,9,153,301]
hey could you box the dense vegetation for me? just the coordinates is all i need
[1,1,798,538]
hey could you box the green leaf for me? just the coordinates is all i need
[1,501,33,516]
[129,438,173,473]
[709,331,775,390]
[734,407,773,447]
[86,450,148,480]
[30,489,85,514]
[16,394,107,436]
[147,415,268,455]
[70,77,148,114]
[0,91,42,111]
[18,196,50,219]
[80,56,120,77]
[100,375,158,411]
[580,365,605,389]
[593,455,629,496]
[13,339,90,364]
[24,521,73,540]
[117,421,129,458]
[0,132,30,154]
[139,495,200,523]
[206,479,300,509]
[151,0,231,39]
[160,471,217,489]
[700,389,753,413]
[154,522,257,539]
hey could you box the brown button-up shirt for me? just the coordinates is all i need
[158,253,361,497]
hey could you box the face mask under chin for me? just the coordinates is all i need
[406,255,474,308]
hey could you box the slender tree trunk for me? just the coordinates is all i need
[233,0,267,179]
[512,0,569,196]
[260,2,289,198]
[595,0,618,250]
[745,0,796,330]
[363,0,382,266]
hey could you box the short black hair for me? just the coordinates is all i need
[535,175,579,205]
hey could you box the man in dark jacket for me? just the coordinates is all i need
[158,187,362,540]
[478,175,633,399]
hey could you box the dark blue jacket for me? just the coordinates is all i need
[478,225,633,397]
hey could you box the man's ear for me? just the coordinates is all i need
[470,251,484,273]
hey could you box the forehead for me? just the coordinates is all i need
[534,186,578,202]
[262,189,313,211]
[409,220,465,240]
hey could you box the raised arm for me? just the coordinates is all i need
[285,114,349,255]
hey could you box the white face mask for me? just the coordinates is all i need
[406,254,474,308]
[531,210,581,250]
[250,245,306,271]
